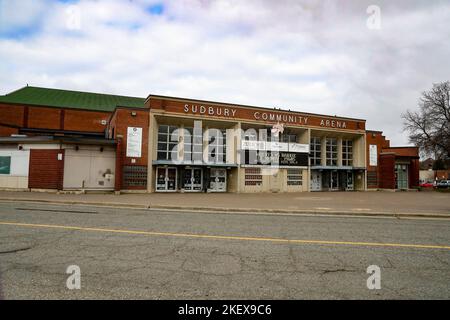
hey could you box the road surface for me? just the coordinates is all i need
[0,201,449,299]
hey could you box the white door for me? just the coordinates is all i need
[63,148,115,190]
[156,167,177,192]
[209,168,227,192]
[310,171,322,191]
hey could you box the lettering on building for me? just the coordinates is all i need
[320,119,347,129]
[253,111,308,125]
[184,104,237,118]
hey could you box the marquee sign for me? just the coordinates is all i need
[243,150,309,167]
[241,141,310,153]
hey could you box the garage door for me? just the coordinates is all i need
[63,148,115,190]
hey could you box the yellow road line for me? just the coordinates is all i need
[1,221,450,250]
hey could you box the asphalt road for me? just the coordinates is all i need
[0,201,449,299]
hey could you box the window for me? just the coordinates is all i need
[245,168,262,186]
[157,125,179,161]
[342,140,353,166]
[287,169,302,186]
[207,129,226,163]
[184,126,203,162]
[281,134,297,143]
[0,156,11,174]
[326,138,338,166]
[243,129,257,141]
[310,137,322,166]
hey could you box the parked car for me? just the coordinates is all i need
[435,180,450,189]
[419,182,434,188]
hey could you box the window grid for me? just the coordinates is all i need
[342,140,353,166]
[183,127,203,162]
[326,138,338,166]
[310,137,322,166]
[157,125,178,161]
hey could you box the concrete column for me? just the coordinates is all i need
[307,128,311,192]
[321,136,327,166]
[235,122,242,193]
[337,137,343,167]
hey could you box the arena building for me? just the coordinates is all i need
[0,86,419,193]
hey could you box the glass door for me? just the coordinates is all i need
[192,168,203,191]
[156,167,167,191]
[346,171,354,191]
[330,171,339,190]
[209,168,227,192]
[395,164,408,189]
[156,167,177,192]
[183,168,203,192]
[310,171,322,191]
[167,168,177,191]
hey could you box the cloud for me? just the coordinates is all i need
[0,0,449,145]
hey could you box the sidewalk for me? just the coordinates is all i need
[0,190,449,218]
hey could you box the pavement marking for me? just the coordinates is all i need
[1,221,450,250]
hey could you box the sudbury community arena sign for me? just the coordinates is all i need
[182,103,354,129]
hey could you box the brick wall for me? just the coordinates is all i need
[0,103,111,136]
[366,131,392,189]
[28,149,64,190]
[409,158,420,188]
[0,104,25,127]
[0,125,18,136]
[63,109,110,132]
[379,153,395,189]
[108,108,149,190]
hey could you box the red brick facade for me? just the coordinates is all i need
[0,103,110,133]
[367,131,420,189]
[379,153,396,189]
[28,149,65,190]
[108,108,150,190]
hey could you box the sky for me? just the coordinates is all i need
[1,0,449,146]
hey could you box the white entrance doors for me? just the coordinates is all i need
[156,167,177,192]
[310,171,322,191]
[209,168,227,192]
[183,168,203,191]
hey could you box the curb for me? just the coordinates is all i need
[0,197,449,219]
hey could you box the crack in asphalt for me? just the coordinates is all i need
[0,247,33,254]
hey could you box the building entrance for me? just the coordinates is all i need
[183,167,203,191]
[310,171,322,191]
[156,167,177,192]
[208,168,227,192]
[395,164,408,190]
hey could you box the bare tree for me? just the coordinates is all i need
[403,81,450,160]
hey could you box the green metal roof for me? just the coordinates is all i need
[0,86,146,112]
